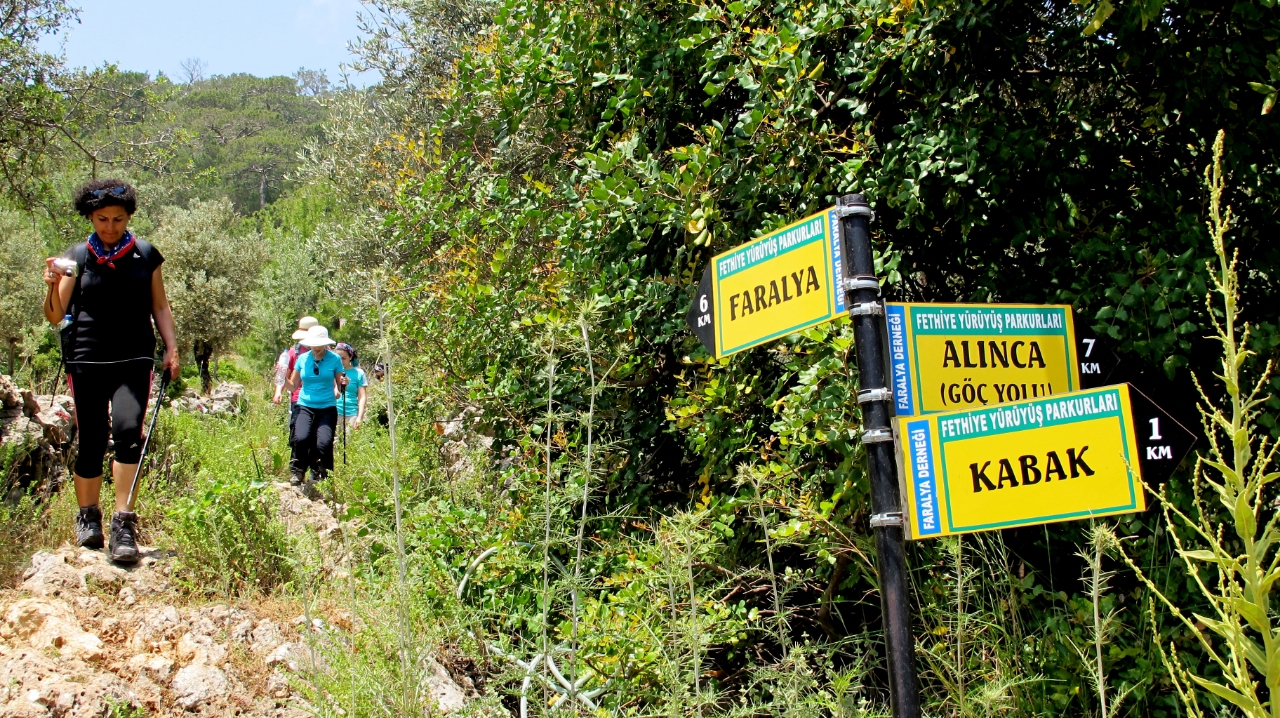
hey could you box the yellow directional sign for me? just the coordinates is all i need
[885,303,1081,416]
[704,208,848,358]
[896,384,1146,539]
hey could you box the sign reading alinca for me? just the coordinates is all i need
[687,208,847,359]
[885,303,1082,416]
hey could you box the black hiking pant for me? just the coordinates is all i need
[293,405,337,477]
[67,362,152,478]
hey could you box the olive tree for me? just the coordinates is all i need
[152,198,264,392]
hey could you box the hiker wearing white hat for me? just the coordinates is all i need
[274,315,319,481]
[284,325,349,493]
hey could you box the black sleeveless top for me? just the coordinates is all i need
[63,238,164,366]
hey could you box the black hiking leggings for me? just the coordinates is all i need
[68,362,153,478]
[293,405,337,477]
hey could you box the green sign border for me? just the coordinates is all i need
[711,210,842,358]
[901,304,1079,416]
[933,387,1139,533]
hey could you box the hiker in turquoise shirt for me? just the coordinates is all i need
[284,325,347,491]
[335,342,367,430]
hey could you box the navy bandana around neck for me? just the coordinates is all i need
[87,231,136,270]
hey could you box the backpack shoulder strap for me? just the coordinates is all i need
[65,243,89,316]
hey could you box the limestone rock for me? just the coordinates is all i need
[177,631,227,666]
[2,598,104,662]
[171,662,229,710]
[127,652,175,683]
[265,641,302,672]
[129,605,186,652]
[0,374,20,407]
[80,562,127,594]
[274,483,342,543]
[426,657,469,714]
[20,551,83,598]
[230,618,253,642]
[250,619,282,654]
[169,382,246,416]
[32,395,74,444]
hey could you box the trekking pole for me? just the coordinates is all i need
[341,390,348,465]
[127,369,171,510]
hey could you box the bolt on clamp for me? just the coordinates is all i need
[833,204,876,222]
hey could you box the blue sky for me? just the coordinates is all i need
[41,0,373,84]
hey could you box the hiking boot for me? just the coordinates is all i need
[75,506,104,549]
[109,511,141,564]
[289,468,306,487]
[302,470,325,499]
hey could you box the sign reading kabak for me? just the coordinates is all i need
[885,303,1081,416]
[691,208,847,359]
[896,385,1148,539]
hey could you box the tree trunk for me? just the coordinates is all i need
[259,170,267,210]
[7,338,16,376]
[193,341,214,394]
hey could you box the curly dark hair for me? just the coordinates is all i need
[73,179,138,217]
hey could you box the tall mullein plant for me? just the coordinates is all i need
[1123,130,1279,717]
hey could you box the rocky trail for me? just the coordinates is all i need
[0,481,470,717]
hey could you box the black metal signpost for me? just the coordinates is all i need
[836,194,922,718]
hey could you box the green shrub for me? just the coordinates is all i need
[166,470,293,596]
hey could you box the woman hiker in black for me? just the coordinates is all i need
[42,179,179,564]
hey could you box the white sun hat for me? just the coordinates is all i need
[299,325,335,347]
[291,316,319,340]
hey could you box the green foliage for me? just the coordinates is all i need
[158,406,294,597]
[0,210,48,357]
[166,469,293,597]
[1122,131,1280,718]
[167,74,327,212]
[153,198,266,389]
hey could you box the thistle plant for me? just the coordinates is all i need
[1122,130,1279,716]
[1071,522,1136,718]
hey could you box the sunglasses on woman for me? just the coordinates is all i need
[90,186,128,199]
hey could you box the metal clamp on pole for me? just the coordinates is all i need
[870,512,904,529]
[844,275,881,294]
[850,301,884,317]
[857,387,894,404]
[834,201,876,222]
[861,427,895,444]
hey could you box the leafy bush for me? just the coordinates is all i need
[151,381,296,596]
[166,469,293,596]
[0,209,51,371]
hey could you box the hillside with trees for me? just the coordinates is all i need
[3,0,1280,716]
